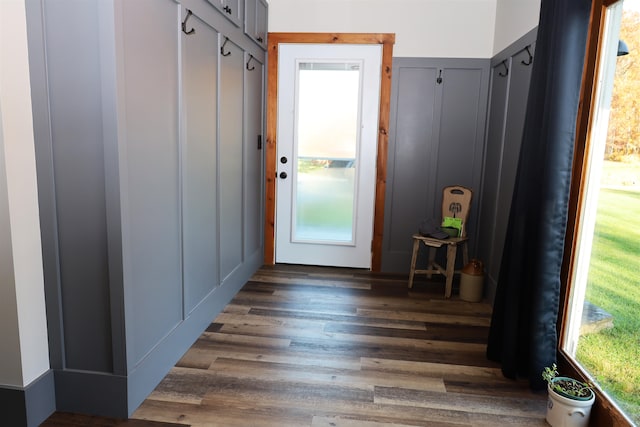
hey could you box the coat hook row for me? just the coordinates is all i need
[221,36,231,56]
[182,9,195,35]
[246,54,255,71]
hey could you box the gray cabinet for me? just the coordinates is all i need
[29,0,266,419]
[219,38,245,280]
[476,30,536,303]
[244,54,265,259]
[209,0,243,27]
[120,0,184,366]
[381,58,490,274]
[182,8,220,314]
[245,0,268,49]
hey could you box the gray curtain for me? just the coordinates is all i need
[487,0,592,390]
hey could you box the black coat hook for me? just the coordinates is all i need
[498,60,509,77]
[521,45,533,66]
[221,37,231,56]
[182,9,195,35]
[436,69,443,84]
[246,54,255,71]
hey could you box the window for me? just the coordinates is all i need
[563,0,640,424]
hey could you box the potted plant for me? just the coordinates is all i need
[542,364,595,427]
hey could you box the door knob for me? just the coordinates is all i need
[280,156,288,164]
[279,172,287,179]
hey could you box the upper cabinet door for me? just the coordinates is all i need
[244,0,268,49]
[208,0,243,27]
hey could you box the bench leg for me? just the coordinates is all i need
[426,247,436,279]
[408,238,420,288]
[444,244,457,298]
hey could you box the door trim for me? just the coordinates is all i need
[264,32,395,271]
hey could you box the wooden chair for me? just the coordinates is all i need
[408,185,473,298]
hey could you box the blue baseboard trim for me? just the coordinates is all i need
[54,369,128,418]
[0,369,55,427]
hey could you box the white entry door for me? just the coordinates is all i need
[275,43,382,268]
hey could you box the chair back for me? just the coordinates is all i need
[440,186,473,237]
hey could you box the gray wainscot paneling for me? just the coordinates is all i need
[27,0,266,419]
[182,11,220,315]
[219,37,245,282]
[382,58,490,275]
[244,55,266,260]
[477,29,537,304]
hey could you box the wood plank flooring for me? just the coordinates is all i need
[43,265,548,427]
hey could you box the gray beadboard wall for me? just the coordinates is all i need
[381,58,491,274]
[476,28,537,304]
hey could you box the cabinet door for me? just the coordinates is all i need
[120,0,183,364]
[219,38,245,281]
[476,62,509,284]
[244,0,267,49]
[244,53,264,259]
[224,0,242,27]
[181,8,220,313]
[209,0,242,27]
[39,0,114,372]
[479,46,534,291]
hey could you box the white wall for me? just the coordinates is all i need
[0,0,50,388]
[268,0,543,58]
[268,0,497,58]
[493,0,541,54]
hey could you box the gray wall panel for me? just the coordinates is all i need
[434,67,486,246]
[489,46,534,281]
[382,59,490,273]
[121,0,183,366]
[42,0,112,373]
[219,40,245,281]
[476,66,508,282]
[386,66,437,256]
[477,29,536,303]
[244,57,264,259]
[27,0,65,371]
[182,13,220,314]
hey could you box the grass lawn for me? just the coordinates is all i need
[576,185,640,424]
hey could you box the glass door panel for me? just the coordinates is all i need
[295,62,361,243]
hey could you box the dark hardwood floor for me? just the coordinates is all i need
[43,265,548,426]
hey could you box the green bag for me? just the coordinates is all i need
[441,216,462,237]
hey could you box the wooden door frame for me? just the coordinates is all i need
[264,33,395,271]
